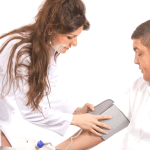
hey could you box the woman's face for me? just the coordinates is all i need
[51,26,84,54]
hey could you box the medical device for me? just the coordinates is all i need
[88,99,130,140]
[64,99,130,149]
[0,137,62,150]
[15,137,62,150]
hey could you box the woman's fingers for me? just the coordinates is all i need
[94,115,112,130]
[93,125,108,135]
[81,103,95,113]
[90,129,102,137]
[86,103,94,111]
[97,115,112,120]
[72,113,112,136]
[97,121,111,130]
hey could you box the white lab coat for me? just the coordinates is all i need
[0,36,77,147]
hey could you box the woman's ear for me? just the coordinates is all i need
[48,31,52,35]
[48,29,53,35]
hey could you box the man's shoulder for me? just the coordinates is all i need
[130,76,148,92]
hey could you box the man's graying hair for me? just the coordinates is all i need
[131,20,150,49]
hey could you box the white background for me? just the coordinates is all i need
[0,0,149,149]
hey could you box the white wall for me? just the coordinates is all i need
[0,0,149,149]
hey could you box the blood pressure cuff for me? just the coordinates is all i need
[88,99,130,141]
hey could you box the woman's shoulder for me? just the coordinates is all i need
[0,34,31,59]
[0,35,31,73]
[0,36,21,56]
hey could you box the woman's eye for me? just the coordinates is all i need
[67,36,72,39]
[138,53,142,56]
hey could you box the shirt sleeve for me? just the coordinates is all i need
[14,53,76,136]
[15,87,74,136]
[110,77,145,122]
[114,88,131,121]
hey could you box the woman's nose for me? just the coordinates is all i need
[71,38,77,47]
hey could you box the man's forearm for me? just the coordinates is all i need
[55,130,103,150]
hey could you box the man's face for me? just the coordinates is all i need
[133,39,150,82]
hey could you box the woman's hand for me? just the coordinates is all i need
[73,103,95,115]
[71,113,112,136]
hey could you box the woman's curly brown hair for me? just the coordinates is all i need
[0,0,90,112]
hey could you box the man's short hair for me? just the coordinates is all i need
[131,20,150,49]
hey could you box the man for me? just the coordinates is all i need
[56,20,150,150]
[119,20,150,150]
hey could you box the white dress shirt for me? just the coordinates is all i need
[0,37,77,147]
[115,77,150,150]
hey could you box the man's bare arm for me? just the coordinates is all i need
[55,130,103,150]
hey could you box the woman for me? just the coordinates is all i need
[0,0,111,149]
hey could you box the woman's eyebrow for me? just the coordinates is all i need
[67,33,79,36]
[67,34,76,37]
